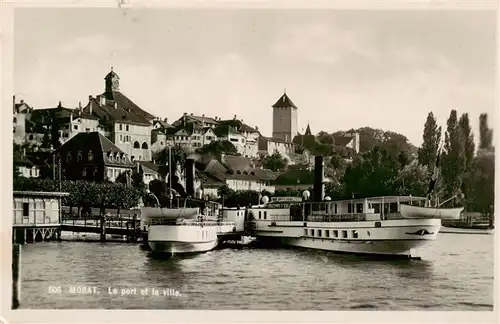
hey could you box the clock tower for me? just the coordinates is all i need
[104,67,120,98]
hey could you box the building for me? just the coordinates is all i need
[214,117,261,158]
[334,132,360,155]
[15,156,41,178]
[55,131,135,182]
[164,121,218,152]
[135,161,162,187]
[171,113,220,129]
[272,91,299,143]
[12,191,69,243]
[82,68,155,161]
[197,154,277,193]
[13,97,34,145]
[258,136,295,160]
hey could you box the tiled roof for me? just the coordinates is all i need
[334,135,353,147]
[137,161,161,174]
[272,92,298,109]
[103,91,156,121]
[14,157,35,167]
[275,169,315,185]
[222,155,254,172]
[197,170,226,189]
[218,119,259,134]
[85,96,151,126]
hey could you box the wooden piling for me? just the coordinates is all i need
[12,244,20,309]
[100,216,106,242]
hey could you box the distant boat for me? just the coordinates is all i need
[439,226,493,235]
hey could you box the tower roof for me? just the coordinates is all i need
[104,67,119,80]
[304,123,312,136]
[272,92,298,109]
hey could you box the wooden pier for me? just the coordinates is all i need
[61,214,142,242]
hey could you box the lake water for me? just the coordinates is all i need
[18,233,494,310]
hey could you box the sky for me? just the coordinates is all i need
[14,7,497,147]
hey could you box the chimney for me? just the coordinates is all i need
[163,117,168,123]
[79,101,82,111]
[13,95,15,109]
[255,126,259,131]
[233,114,237,120]
[20,100,24,105]
[313,156,325,202]
[184,158,195,197]
[58,101,62,108]
[190,113,194,116]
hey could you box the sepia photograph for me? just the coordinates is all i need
[3,0,497,323]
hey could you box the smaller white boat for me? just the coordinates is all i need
[399,203,464,220]
[439,226,494,235]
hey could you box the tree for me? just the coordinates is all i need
[196,140,239,157]
[261,151,288,172]
[479,113,493,150]
[458,113,475,169]
[417,112,442,171]
[392,162,429,196]
[440,110,466,206]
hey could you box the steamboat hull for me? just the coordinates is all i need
[252,218,441,258]
[148,240,218,255]
[148,224,219,255]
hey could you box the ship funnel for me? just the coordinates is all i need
[184,158,195,197]
[313,155,325,202]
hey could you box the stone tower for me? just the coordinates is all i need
[272,91,298,142]
[104,67,120,99]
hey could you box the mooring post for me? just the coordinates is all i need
[12,244,20,309]
[100,215,106,242]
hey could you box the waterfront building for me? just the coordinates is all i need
[12,191,69,243]
[55,131,134,182]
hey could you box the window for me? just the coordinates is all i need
[13,117,17,123]
[22,202,29,216]
[333,230,338,237]
[325,230,330,237]
[258,211,261,219]
[142,142,148,149]
[93,167,98,177]
[122,155,126,163]
[352,230,358,239]
[342,230,348,238]
[119,124,122,131]
[88,150,94,161]
[304,229,308,236]
[85,128,90,132]
[334,204,338,214]
[77,151,82,162]
[126,125,129,131]
[264,211,267,220]
[82,167,87,176]
[120,134,123,142]
[73,125,78,130]
[318,229,322,237]
[357,204,363,213]
[310,229,315,236]
[108,153,113,162]
[133,141,140,149]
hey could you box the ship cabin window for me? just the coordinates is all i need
[373,203,380,214]
[334,204,338,214]
[347,203,353,213]
[389,203,398,213]
[342,230,348,238]
[356,204,363,213]
[22,202,29,217]
[325,230,330,237]
[318,229,322,237]
[333,230,338,238]
[259,211,261,219]
[304,229,308,236]
[352,230,358,238]
[310,229,315,236]
[264,211,267,220]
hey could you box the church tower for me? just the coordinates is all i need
[272,90,298,142]
[104,67,120,99]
